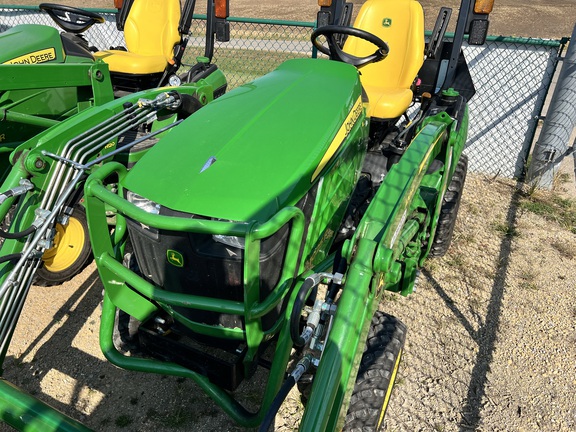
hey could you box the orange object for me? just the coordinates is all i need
[474,0,494,14]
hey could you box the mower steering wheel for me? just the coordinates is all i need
[39,3,105,34]
[311,25,389,68]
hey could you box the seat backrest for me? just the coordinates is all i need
[343,0,424,90]
[124,0,181,60]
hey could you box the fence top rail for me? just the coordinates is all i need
[433,31,566,47]
[0,5,116,12]
[0,5,317,28]
[0,5,567,46]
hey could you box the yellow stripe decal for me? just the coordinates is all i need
[311,96,364,182]
[3,47,57,65]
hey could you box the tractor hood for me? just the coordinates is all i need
[0,25,65,65]
[123,58,365,222]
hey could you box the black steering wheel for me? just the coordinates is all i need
[39,3,105,34]
[311,25,389,68]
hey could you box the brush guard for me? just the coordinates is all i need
[85,159,311,425]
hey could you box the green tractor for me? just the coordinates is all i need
[0,0,191,164]
[0,77,227,432]
[82,0,492,430]
[0,0,226,177]
[0,0,494,430]
[0,0,228,285]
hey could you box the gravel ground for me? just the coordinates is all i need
[382,171,576,431]
[3,170,576,432]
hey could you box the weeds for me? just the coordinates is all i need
[553,171,571,189]
[518,270,539,290]
[115,415,133,428]
[445,253,466,269]
[519,281,539,290]
[492,221,519,238]
[551,240,576,259]
[519,192,576,232]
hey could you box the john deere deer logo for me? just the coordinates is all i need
[167,250,184,267]
[382,18,392,27]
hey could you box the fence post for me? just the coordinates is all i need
[527,24,576,188]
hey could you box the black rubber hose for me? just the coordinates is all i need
[0,225,36,240]
[258,375,297,432]
[290,277,317,347]
[0,253,22,264]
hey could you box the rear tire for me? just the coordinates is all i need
[429,154,468,258]
[36,207,92,286]
[343,311,406,431]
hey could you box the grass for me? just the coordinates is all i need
[553,171,572,189]
[214,49,310,89]
[518,270,539,291]
[492,221,519,238]
[550,240,576,259]
[115,415,133,428]
[519,192,576,233]
[445,252,466,269]
[181,45,311,89]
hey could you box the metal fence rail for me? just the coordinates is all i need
[0,6,567,178]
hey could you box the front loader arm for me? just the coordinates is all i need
[300,116,454,431]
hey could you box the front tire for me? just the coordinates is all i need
[344,311,406,431]
[36,206,92,286]
[429,154,468,258]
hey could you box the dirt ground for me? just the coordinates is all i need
[1,1,576,432]
[3,171,576,432]
[6,0,576,38]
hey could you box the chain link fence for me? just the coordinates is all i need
[463,37,565,178]
[0,6,566,178]
[186,17,315,89]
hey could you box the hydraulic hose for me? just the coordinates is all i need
[0,225,36,240]
[0,253,22,265]
[258,355,312,432]
[290,276,318,347]
[0,179,34,205]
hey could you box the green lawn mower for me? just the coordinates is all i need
[0,0,493,430]
[0,0,229,285]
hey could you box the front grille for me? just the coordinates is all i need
[126,207,290,334]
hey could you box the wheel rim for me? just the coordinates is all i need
[42,216,86,272]
[377,348,403,430]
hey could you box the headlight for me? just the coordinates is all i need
[213,234,245,249]
[126,191,161,215]
[212,219,246,249]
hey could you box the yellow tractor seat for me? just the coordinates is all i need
[95,50,171,75]
[343,0,425,119]
[94,0,181,76]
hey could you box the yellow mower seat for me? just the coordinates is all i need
[343,0,424,119]
[94,0,181,75]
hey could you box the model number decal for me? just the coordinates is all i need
[311,96,364,182]
[3,47,57,65]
